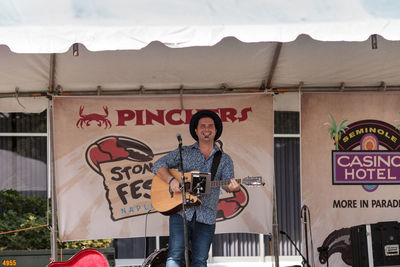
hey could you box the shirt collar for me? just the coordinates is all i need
[190,142,220,152]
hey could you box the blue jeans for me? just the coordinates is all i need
[167,213,216,267]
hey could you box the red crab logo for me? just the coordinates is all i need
[216,186,249,221]
[76,106,112,129]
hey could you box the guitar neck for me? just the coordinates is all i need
[211,178,241,187]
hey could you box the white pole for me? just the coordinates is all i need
[259,234,265,261]
[156,236,160,250]
[48,100,58,261]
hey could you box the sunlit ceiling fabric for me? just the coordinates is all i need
[1,0,400,52]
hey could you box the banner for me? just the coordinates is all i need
[301,93,400,267]
[53,94,273,241]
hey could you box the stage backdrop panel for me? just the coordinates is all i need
[53,94,273,241]
[301,93,400,267]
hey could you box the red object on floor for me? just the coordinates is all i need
[47,249,109,267]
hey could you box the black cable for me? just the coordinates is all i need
[306,206,315,267]
[142,208,153,265]
[280,230,309,266]
[301,205,315,267]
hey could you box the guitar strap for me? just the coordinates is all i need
[211,150,222,181]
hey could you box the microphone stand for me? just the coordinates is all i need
[302,205,310,266]
[177,134,190,267]
[280,231,311,267]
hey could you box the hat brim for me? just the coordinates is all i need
[189,110,223,141]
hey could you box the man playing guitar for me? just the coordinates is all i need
[152,110,239,267]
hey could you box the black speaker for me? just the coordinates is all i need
[350,223,369,267]
[351,221,400,267]
[319,221,400,266]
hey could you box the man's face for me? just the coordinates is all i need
[195,117,216,142]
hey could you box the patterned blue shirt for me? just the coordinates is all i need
[152,142,234,225]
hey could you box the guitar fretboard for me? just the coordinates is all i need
[210,178,241,187]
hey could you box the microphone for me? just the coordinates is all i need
[279,229,311,267]
[177,133,182,145]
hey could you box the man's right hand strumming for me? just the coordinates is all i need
[157,167,182,193]
[168,177,181,193]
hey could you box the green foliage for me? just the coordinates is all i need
[0,189,47,216]
[0,190,49,250]
[60,239,113,250]
[0,190,112,250]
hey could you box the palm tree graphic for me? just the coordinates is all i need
[325,114,348,150]
[396,112,400,131]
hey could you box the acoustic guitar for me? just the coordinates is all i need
[47,249,109,267]
[151,169,264,215]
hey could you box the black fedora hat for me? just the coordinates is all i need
[190,110,223,141]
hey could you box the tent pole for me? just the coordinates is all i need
[273,175,280,267]
[48,54,56,94]
[48,53,58,261]
[2,84,400,98]
[48,99,58,261]
[266,42,283,89]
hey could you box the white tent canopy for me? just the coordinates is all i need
[2,0,400,52]
[1,0,400,112]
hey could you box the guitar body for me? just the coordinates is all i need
[47,249,109,267]
[151,169,201,215]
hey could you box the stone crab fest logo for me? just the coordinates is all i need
[86,136,156,221]
[327,114,400,192]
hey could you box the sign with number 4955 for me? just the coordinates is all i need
[2,260,16,266]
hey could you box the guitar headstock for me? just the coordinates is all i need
[242,176,265,186]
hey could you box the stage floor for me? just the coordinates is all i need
[115,255,302,267]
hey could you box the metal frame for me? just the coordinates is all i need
[2,84,400,99]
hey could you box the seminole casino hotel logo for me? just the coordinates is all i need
[327,114,400,192]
